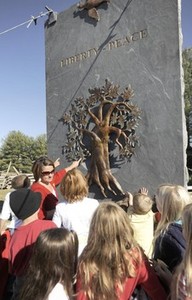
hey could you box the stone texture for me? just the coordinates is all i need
[45,0,188,198]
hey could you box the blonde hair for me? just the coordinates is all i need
[78,201,142,300]
[153,184,191,248]
[60,169,88,203]
[171,203,192,299]
[133,193,153,214]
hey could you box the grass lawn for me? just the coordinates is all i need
[0,189,13,200]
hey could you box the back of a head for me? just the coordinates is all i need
[11,175,31,189]
[79,202,141,300]
[33,228,78,293]
[156,184,191,223]
[60,168,88,203]
[10,188,41,220]
[88,201,134,247]
[133,193,153,214]
[32,228,78,272]
[20,228,78,300]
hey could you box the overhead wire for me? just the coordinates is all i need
[0,7,54,36]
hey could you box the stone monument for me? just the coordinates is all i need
[45,0,188,198]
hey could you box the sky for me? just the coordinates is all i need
[0,0,191,145]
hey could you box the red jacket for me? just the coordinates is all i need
[76,251,167,300]
[31,169,66,219]
[0,230,11,299]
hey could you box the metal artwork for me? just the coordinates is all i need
[77,0,110,21]
[61,79,141,197]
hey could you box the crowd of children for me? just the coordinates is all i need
[0,156,192,300]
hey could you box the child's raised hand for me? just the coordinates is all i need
[138,187,148,195]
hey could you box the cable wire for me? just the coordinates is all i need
[0,8,53,36]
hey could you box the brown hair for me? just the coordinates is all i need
[32,156,55,182]
[60,169,88,203]
[19,228,78,300]
[133,193,153,214]
[11,175,31,189]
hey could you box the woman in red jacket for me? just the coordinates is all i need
[76,201,167,300]
[31,156,80,219]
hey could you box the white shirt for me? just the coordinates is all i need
[0,191,22,231]
[53,197,99,255]
[48,282,69,300]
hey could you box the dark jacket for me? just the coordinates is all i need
[153,222,186,272]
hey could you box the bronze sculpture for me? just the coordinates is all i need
[61,79,141,197]
[77,0,110,21]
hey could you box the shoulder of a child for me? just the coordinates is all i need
[149,210,154,216]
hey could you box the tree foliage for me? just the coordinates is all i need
[183,48,192,117]
[0,131,47,173]
[183,48,192,177]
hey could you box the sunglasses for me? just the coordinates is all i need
[41,169,55,176]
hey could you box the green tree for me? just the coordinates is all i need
[0,131,47,173]
[30,134,48,163]
[183,48,192,178]
[183,48,192,116]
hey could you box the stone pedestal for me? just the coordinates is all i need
[45,0,188,198]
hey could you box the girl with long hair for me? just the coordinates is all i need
[76,201,167,300]
[171,203,192,299]
[154,203,192,299]
[153,184,191,272]
[19,228,78,300]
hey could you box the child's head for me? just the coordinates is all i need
[87,201,136,254]
[60,169,88,203]
[11,175,31,189]
[78,202,141,300]
[10,189,41,220]
[20,228,78,299]
[155,184,191,222]
[132,193,153,214]
[32,156,55,182]
[32,228,78,279]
